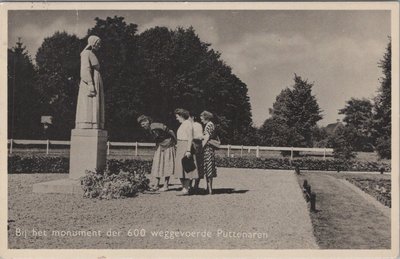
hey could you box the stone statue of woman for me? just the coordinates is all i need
[75,35,105,129]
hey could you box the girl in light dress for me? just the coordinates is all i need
[174,108,199,195]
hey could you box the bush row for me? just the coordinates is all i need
[8,155,152,174]
[215,157,391,172]
[8,155,390,174]
[8,155,69,174]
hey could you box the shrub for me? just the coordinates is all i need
[375,136,391,159]
[81,167,150,199]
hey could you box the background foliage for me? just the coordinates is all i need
[8,16,391,159]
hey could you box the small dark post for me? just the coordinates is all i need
[380,167,385,174]
[295,165,300,175]
[306,185,311,194]
[303,180,308,189]
[310,192,316,211]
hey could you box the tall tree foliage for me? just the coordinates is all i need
[330,125,357,161]
[35,31,82,139]
[338,98,374,151]
[11,17,253,143]
[259,75,322,147]
[373,40,391,159]
[8,40,41,139]
[132,24,253,143]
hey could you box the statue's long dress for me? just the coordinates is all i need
[75,49,105,129]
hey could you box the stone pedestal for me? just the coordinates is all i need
[33,129,108,194]
[69,129,108,179]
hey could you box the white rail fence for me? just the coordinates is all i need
[7,139,333,160]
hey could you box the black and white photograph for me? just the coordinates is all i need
[1,1,399,258]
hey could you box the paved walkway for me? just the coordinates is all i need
[9,168,318,249]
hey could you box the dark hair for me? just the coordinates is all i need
[200,110,214,121]
[189,110,200,122]
[174,108,190,120]
[137,115,152,124]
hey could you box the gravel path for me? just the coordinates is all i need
[8,168,317,249]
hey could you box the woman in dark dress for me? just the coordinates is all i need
[200,111,217,194]
[137,115,176,191]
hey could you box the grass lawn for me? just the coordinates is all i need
[297,171,391,249]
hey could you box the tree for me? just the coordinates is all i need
[338,98,374,151]
[311,126,329,148]
[330,125,357,161]
[135,25,253,143]
[260,75,323,147]
[35,31,82,139]
[373,40,391,159]
[258,117,303,147]
[8,39,42,139]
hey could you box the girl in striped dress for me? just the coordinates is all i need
[200,111,217,194]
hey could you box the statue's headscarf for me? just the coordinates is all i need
[82,35,101,53]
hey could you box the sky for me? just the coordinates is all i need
[8,10,391,127]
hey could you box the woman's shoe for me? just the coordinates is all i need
[178,189,189,196]
[149,185,160,191]
[159,186,169,192]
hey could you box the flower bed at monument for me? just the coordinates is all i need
[81,168,150,199]
[8,155,390,174]
[345,177,391,207]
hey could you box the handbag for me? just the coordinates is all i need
[208,136,221,149]
[182,156,196,173]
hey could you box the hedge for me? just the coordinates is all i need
[8,155,390,174]
[215,157,391,172]
[8,156,152,174]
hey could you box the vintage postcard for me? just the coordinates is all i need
[0,1,399,258]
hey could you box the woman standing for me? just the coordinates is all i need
[76,35,105,129]
[190,113,204,191]
[201,111,217,194]
[174,108,199,195]
[137,115,176,191]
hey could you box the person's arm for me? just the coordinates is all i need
[81,51,96,96]
[202,132,210,147]
[161,123,176,142]
[202,123,211,147]
[186,121,194,157]
[169,130,177,142]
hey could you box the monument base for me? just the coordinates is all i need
[69,129,108,179]
[32,128,107,195]
[32,179,83,195]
